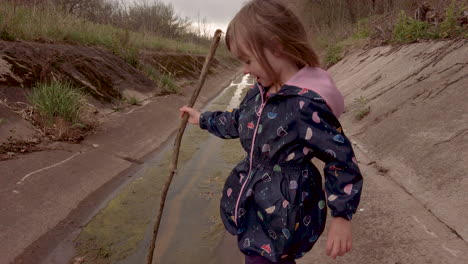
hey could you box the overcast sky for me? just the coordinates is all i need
[158,0,246,34]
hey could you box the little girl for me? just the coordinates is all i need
[180,0,363,263]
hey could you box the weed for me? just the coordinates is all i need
[159,74,179,94]
[354,96,371,120]
[0,118,4,126]
[355,106,371,120]
[354,96,369,105]
[28,81,84,126]
[324,44,343,67]
[126,96,140,106]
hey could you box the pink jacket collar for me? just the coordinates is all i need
[285,66,344,119]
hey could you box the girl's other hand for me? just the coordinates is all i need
[179,106,201,125]
[326,217,352,259]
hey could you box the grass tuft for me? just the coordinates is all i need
[354,96,371,120]
[28,81,84,126]
[126,96,140,106]
[159,74,179,94]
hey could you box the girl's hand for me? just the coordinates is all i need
[179,106,201,125]
[326,217,352,259]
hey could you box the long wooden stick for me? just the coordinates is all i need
[146,29,223,264]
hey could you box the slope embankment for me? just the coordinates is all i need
[330,39,467,242]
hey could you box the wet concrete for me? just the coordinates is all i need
[71,74,252,264]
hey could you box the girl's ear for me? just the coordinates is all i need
[270,38,285,57]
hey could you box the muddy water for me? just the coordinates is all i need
[73,74,253,264]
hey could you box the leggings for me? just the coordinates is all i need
[245,255,296,264]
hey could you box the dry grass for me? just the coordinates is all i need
[0,2,210,54]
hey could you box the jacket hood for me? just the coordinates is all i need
[285,66,344,119]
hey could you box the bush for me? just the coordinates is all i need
[392,11,431,43]
[438,0,467,38]
[28,81,84,125]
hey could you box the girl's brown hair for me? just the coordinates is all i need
[226,0,320,86]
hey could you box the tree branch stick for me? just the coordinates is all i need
[146,29,223,264]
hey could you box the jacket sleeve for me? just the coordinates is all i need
[299,99,363,220]
[199,109,240,139]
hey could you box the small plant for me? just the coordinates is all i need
[392,11,431,43]
[159,74,179,94]
[354,96,370,120]
[324,44,343,67]
[0,118,4,126]
[28,81,84,126]
[355,106,371,120]
[354,96,368,105]
[126,96,140,106]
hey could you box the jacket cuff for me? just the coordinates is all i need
[199,112,208,130]
[331,211,354,221]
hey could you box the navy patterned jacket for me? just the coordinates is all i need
[199,67,363,262]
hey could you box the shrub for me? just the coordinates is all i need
[28,81,84,126]
[392,11,431,43]
[438,0,467,38]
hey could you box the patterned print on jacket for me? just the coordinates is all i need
[199,80,363,262]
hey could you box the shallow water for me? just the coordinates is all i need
[73,74,253,264]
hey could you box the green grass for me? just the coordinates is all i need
[0,3,211,57]
[159,74,179,94]
[28,81,84,126]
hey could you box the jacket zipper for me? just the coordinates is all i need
[234,85,268,226]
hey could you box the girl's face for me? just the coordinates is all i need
[231,42,279,88]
